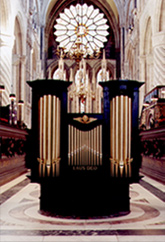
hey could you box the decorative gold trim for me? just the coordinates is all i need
[73,115,97,124]
[52,157,61,164]
[37,158,46,164]
[109,158,133,164]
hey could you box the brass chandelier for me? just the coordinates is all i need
[56,34,101,65]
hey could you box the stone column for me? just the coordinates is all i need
[139,55,146,114]
[153,32,165,86]
[0,34,14,105]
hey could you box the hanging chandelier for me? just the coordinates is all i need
[56,34,101,65]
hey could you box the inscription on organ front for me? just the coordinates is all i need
[72,166,98,171]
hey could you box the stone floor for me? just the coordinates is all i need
[0,171,165,242]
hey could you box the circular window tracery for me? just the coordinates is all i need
[54,3,109,55]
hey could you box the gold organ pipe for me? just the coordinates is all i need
[86,131,89,165]
[67,93,69,113]
[43,95,47,163]
[73,127,75,165]
[38,95,61,178]
[111,98,115,175]
[82,131,84,165]
[119,96,124,176]
[115,96,119,176]
[47,95,52,176]
[124,96,128,177]
[84,131,86,165]
[123,96,125,176]
[71,125,73,165]
[88,130,90,165]
[100,125,102,165]
[77,129,80,165]
[68,123,103,168]
[91,129,94,165]
[76,128,78,165]
[82,131,85,165]
[88,130,91,165]
[52,96,56,176]
[83,131,85,165]
[39,97,43,161]
[42,95,47,177]
[120,96,124,163]
[75,128,77,165]
[46,96,49,166]
[83,131,86,165]
[128,97,132,177]
[73,127,76,165]
[109,95,133,177]
[93,127,96,165]
[80,130,82,165]
[39,97,43,177]
[86,131,88,165]
[56,98,61,177]
[128,97,131,159]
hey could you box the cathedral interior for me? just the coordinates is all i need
[0,0,165,241]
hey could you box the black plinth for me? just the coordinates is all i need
[40,176,130,218]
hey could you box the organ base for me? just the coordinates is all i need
[39,177,130,218]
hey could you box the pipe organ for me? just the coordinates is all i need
[68,124,102,167]
[28,79,143,218]
[38,95,61,177]
[110,95,132,177]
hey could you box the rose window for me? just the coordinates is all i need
[54,3,109,56]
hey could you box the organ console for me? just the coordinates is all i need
[28,79,143,218]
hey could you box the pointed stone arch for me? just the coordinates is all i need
[12,15,25,107]
[0,0,11,33]
[43,0,120,78]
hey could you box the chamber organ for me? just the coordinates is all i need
[28,79,143,218]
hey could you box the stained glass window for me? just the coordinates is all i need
[54,3,109,55]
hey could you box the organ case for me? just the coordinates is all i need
[28,79,143,217]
